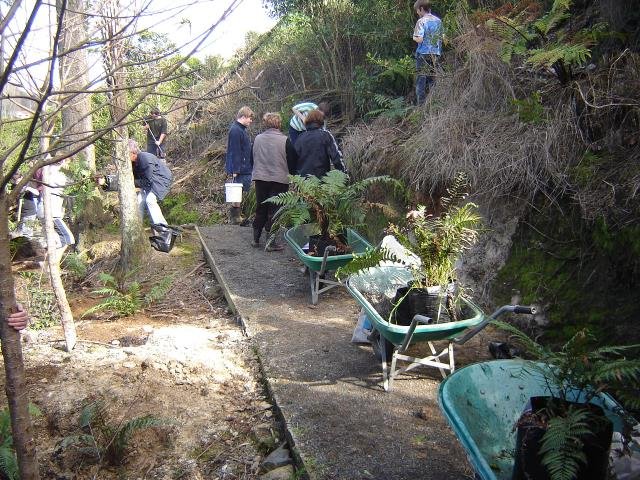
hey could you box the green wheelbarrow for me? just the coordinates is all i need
[345,265,493,390]
[284,224,373,305]
[438,359,634,480]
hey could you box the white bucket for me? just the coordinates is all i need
[224,182,243,203]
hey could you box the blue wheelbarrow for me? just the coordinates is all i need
[438,359,634,480]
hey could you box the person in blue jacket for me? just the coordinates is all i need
[225,106,254,225]
[412,0,443,105]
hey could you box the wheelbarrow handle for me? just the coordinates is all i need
[398,314,433,353]
[319,245,337,276]
[453,304,537,345]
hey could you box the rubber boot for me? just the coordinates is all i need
[229,206,241,225]
[251,228,261,248]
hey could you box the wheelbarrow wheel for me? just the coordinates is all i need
[369,329,394,362]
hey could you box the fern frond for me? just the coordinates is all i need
[0,445,18,480]
[592,359,640,385]
[97,272,117,287]
[540,407,590,480]
[527,43,591,68]
[144,276,173,306]
[335,248,387,279]
[79,399,106,429]
[108,415,166,462]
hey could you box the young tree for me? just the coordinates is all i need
[1,0,241,471]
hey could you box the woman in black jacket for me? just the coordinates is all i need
[294,109,346,178]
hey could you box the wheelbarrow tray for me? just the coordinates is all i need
[345,265,486,389]
[284,224,372,272]
[438,359,631,480]
[346,265,485,346]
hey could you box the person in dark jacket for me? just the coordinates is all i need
[225,106,254,224]
[129,139,172,226]
[251,112,298,251]
[143,108,168,157]
[294,109,346,178]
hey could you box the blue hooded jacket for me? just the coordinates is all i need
[225,121,253,175]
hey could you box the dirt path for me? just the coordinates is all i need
[2,231,284,479]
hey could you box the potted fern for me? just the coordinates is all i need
[494,321,640,480]
[266,170,400,256]
[338,173,482,324]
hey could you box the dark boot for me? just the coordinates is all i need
[251,228,261,247]
[229,206,241,225]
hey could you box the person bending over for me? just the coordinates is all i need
[129,139,172,227]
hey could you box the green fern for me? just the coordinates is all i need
[144,276,173,306]
[335,173,481,289]
[527,43,591,68]
[0,405,41,480]
[107,415,167,464]
[62,396,168,466]
[82,273,173,317]
[266,170,402,249]
[367,94,411,120]
[539,407,591,480]
[0,446,18,480]
[492,322,640,480]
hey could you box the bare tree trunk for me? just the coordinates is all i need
[56,0,95,171]
[41,120,77,351]
[100,0,149,271]
[0,199,39,480]
[113,125,149,271]
[42,166,77,351]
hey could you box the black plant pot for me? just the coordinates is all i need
[391,285,442,326]
[512,396,613,480]
[308,233,348,257]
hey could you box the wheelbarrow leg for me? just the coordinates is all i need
[309,270,319,305]
[381,339,390,391]
[428,341,448,379]
[388,349,400,391]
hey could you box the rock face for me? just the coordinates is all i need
[459,199,527,305]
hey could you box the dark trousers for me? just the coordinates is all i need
[253,180,289,234]
[416,53,439,105]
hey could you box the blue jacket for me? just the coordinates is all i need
[225,121,253,175]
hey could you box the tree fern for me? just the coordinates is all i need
[265,171,401,248]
